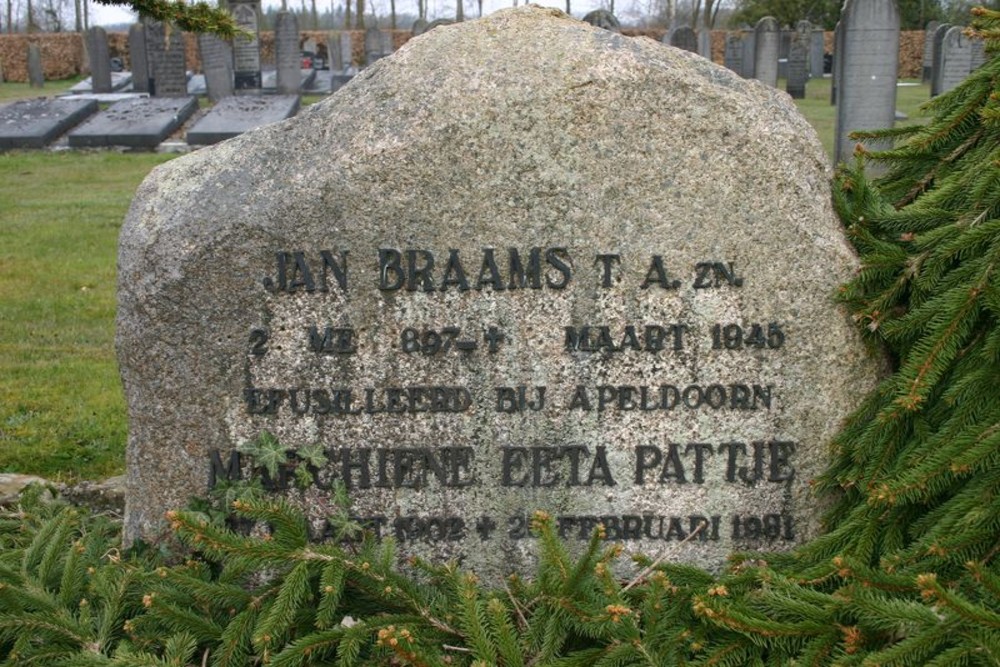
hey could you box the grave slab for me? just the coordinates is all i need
[69,71,133,94]
[186,95,300,145]
[68,96,197,148]
[0,98,98,149]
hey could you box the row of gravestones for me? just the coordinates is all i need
[722,19,823,99]
[922,21,987,96]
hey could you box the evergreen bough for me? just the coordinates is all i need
[4,15,1000,666]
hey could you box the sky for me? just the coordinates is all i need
[90,0,616,27]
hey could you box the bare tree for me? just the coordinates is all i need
[344,0,350,28]
[354,0,362,28]
[389,0,394,29]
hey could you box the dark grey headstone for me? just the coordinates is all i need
[810,29,825,79]
[187,95,299,145]
[27,44,44,88]
[668,25,698,53]
[581,9,620,32]
[146,21,188,97]
[922,20,939,82]
[412,18,429,35]
[232,2,262,90]
[199,33,234,101]
[275,11,300,95]
[0,98,97,149]
[724,33,743,74]
[68,96,197,148]
[128,23,150,93]
[86,27,112,93]
[940,25,972,94]
[753,16,779,87]
[381,30,394,56]
[786,20,810,99]
[834,0,899,165]
[741,28,755,78]
[931,23,951,97]
[364,27,384,66]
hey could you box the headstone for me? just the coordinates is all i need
[724,32,743,74]
[187,95,300,145]
[119,7,880,577]
[340,31,354,70]
[668,25,698,53]
[275,11,301,95]
[834,0,899,165]
[128,23,150,93]
[810,28,825,79]
[831,20,842,105]
[697,30,711,60]
[412,18,429,35]
[741,28,755,78]
[198,33,234,102]
[930,23,951,97]
[27,44,44,88]
[381,30,394,56]
[328,32,344,70]
[68,96,197,148]
[753,16,779,87]
[776,26,792,79]
[86,27,113,93]
[940,25,972,95]
[0,98,97,149]
[922,20,939,82]
[581,9,619,31]
[365,26,385,66]
[786,20,810,99]
[970,37,986,71]
[232,1,262,90]
[146,20,188,97]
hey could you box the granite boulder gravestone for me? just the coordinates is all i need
[119,6,879,577]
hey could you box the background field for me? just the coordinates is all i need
[0,76,933,481]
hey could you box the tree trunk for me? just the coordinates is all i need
[477,0,482,17]
[82,0,88,30]
[311,0,318,27]
[564,0,569,14]
[5,0,11,33]
[73,0,80,32]
[26,0,33,32]
[354,0,362,29]
[389,0,394,29]
[456,0,462,21]
[344,0,350,29]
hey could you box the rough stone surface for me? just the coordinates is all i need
[61,475,126,513]
[119,7,880,577]
[68,96,197,148]
[834,0,899,165]
[0,98,98,149]
[187,95,300,145]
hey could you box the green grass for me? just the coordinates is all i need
[0,75,935,482]
[0,151,176,482]
[792,76,932,156]
[0,77,85,103]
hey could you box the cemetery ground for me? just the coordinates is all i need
[0,76,932,483]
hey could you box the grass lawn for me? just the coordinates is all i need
[0,74,933,482]
[0,77,85,103]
